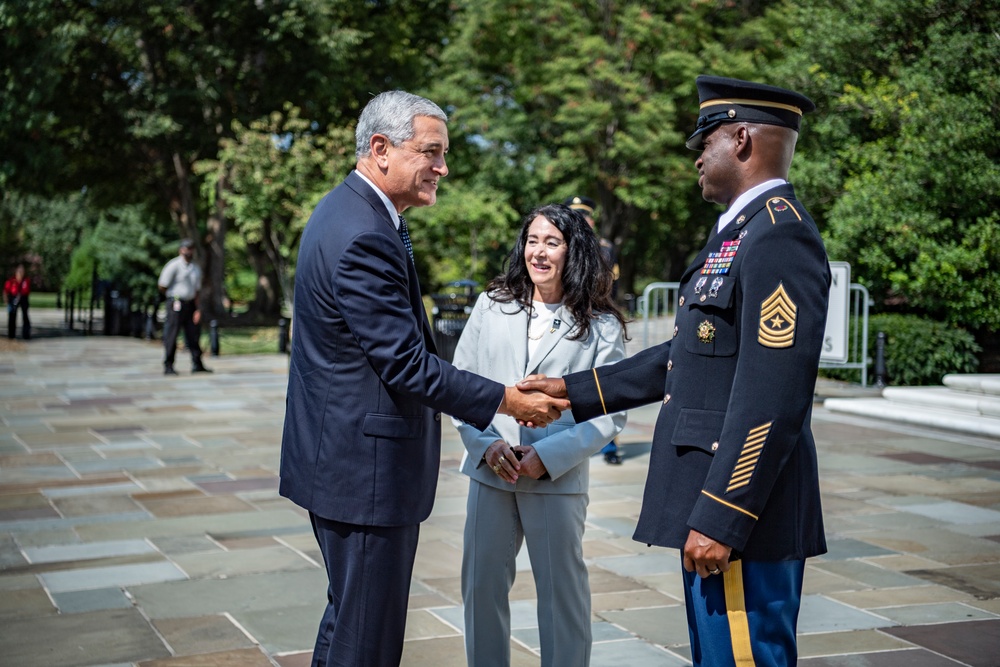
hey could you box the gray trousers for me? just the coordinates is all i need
[462,480,591,667]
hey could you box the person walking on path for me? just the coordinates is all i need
[521,75,831,666]
[4,264,31,340]
[158,239,210,375]
[453,203,627,667]
[278,90,569,667]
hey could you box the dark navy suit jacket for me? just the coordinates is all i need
[566,184,830,560]
[279,172,504,527]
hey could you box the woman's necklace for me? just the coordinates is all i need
[527,306,561,340]
[527,310,544,340]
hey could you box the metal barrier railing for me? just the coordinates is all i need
[819,283,871,387]
[638,282,680,349]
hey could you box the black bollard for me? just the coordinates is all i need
[874,331,887,388]
[210,319,220,356]
[278,318,289,354]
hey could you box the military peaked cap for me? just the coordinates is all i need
[564,196,596,215]
[686,75,816,150]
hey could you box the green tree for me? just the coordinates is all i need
[202,105,356,318]
[758,0,1000,338]
[2,0,452,317]
[426,0,784,295]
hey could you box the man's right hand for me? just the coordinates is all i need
[500,385,569,427]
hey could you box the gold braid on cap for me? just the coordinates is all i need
[700,98,804,115]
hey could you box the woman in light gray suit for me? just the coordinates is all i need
[452,203,628,666]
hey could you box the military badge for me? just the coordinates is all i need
[701,238,742,275]
[697,320,716,343]
[709,277,724,298]
[758,283,797,348]
[694,276,707,294]
[766,197,802,224]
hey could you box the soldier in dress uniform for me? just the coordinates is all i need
[522,76,831,666]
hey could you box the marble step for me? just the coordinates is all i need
[881,386,1000,418]
[943,373,1000,397]
[824,396,1000,439]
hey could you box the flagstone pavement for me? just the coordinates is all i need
[1,313,999,666]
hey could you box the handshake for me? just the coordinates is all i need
[499,375,569,427]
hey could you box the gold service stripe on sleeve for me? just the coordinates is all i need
[593,368,608,415]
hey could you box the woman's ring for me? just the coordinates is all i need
[493,464,501,473]
[499,456,507,465]
[709,567,721,575]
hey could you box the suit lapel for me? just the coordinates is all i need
[505,305,529,376]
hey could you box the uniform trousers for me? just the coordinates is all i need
[462,480,591,667]
[162,299,203,368]
[309,513,420,667]
[683,559,804,667]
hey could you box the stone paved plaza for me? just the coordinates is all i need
[2,313,999,666]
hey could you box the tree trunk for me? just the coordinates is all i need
[204,169,228,319]
[245,242,282,319]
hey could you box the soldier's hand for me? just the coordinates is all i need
[516,376,568,399]
[682,529,732,578]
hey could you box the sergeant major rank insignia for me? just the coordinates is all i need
[758,283,797,348]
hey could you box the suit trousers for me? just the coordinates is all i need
[462,480,591,667]
[162,299,202,368]
[683,559,804,667]
[309,513,420,667]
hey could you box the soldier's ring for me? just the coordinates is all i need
[709,568,721,575]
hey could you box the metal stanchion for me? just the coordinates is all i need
[874,331,887,388]
[278,318,289,354]
[210,319,220,356]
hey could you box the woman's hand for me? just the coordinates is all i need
[511,445,548,480]
[485,440,519,484]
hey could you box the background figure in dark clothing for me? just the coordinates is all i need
[4,264,31,340]
[158,239,211,375]
[564,196,623,465]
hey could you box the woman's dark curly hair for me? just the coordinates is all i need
[486,203,628,341]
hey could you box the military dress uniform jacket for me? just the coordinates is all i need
[565,183,830,560]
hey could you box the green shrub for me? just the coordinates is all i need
[821,313,980,386]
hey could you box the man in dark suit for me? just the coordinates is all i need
[522,76,830,666]
[280,90,569,667]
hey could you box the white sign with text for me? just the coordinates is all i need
[821,261,851,364]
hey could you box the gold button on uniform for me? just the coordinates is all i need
[667,360,673,371]
[663,394,672,404]
[673,326,679,337]
[678,296,685,307]
[711,441,719,451]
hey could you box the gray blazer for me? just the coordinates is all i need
[453,292,626,494]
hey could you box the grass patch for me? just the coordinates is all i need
[28,292,59,309]
[202,325,285,356]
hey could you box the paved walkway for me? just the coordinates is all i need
[2,312,999,666]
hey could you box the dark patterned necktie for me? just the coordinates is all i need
[398,215,415,265]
